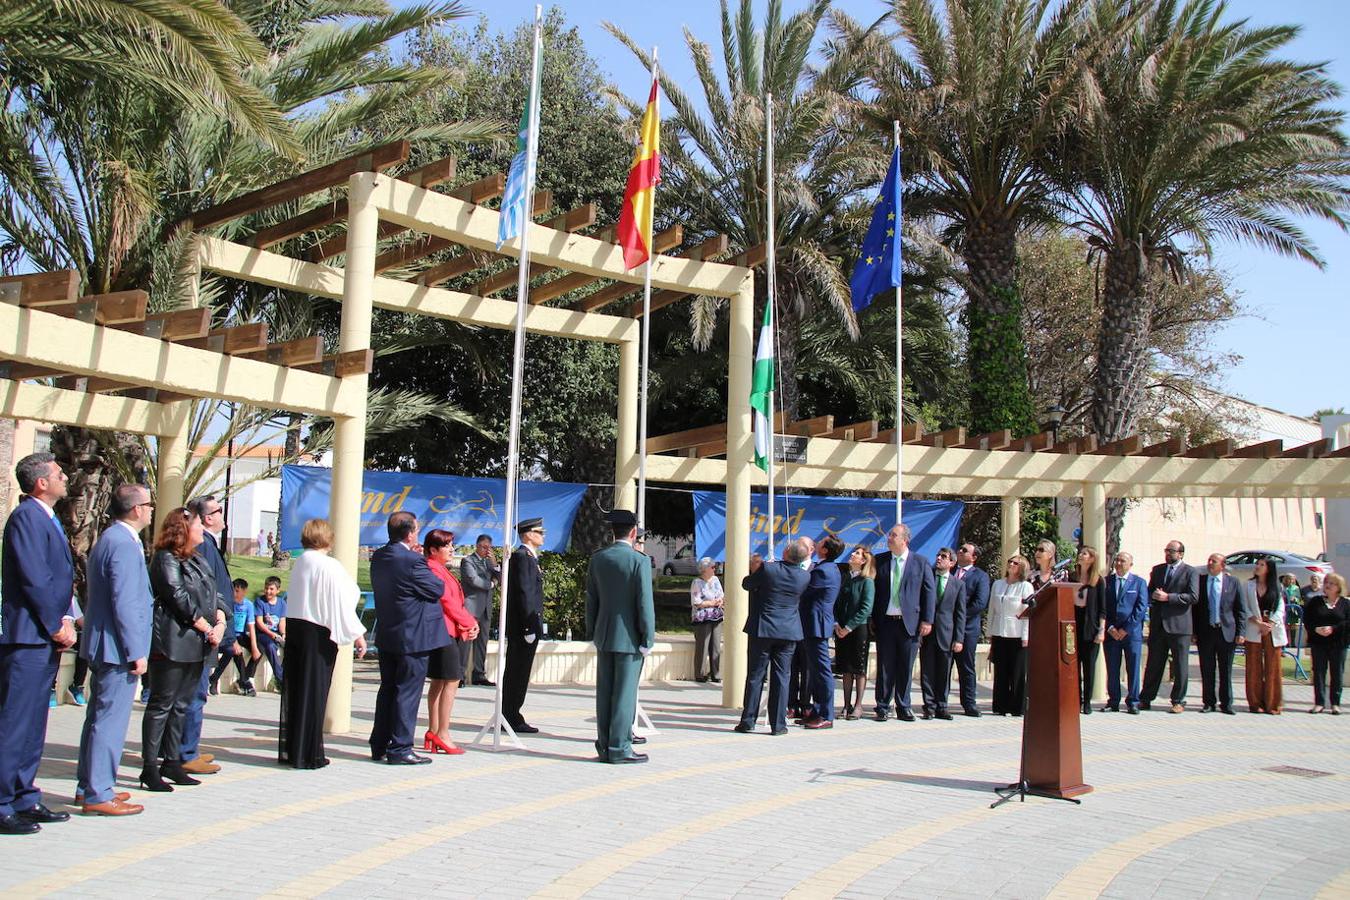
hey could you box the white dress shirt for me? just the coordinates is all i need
[988,579,1035,640]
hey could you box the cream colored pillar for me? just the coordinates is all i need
[1081,482,1109,700]
[154,401,192,525]
[722,276,755,709]
[324,172,377,733]
[614,335,639,511]
[1000,497,1021,567]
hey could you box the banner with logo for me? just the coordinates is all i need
[692,491,963,562]
[279,465,588,552]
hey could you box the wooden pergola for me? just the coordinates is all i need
[0,139,765,721]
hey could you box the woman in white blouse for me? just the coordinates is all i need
[988,554,1035,716]
[1240,557,1288,714]
[690,558,724,683]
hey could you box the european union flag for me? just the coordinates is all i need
[849,148,902,312]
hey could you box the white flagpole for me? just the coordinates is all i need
[636,47,659,531]
[893,120,903,525]
[475,4,542,752]
[764,92,777,561]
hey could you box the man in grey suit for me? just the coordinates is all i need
[919,547,967,720]
[1193,553,1242,715]
[75,484,155,816]
[459,533,500,687]
[1140,539,1200,713]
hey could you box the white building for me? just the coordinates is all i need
[190,443,286,555]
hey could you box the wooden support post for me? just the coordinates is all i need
[1001,497,1021,569]
[615,337,639,511]
[723,274,755,710]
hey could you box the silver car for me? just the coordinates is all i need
[1223,550,1335,589]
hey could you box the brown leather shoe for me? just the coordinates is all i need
[196,753,215,764]
[1169,704,1185,714]
[82,799,144,817]
[180,758,221,775]
[74,790,132,804]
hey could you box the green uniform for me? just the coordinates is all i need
[585,540,656,761]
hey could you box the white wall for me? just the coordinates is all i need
[1323,415,1350,578]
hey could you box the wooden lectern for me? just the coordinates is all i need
[992,581,1093,807]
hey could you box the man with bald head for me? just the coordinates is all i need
[1102,551,1149,714]
[871,523,935,722]
[1193,552,1242,715]
[735,537,811,735]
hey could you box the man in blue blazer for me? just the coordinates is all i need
[75,484,155,816]
[369,511,450,764]
[0,453,76,835]
[872,524,935,721]
[919,548,967,720]
[800,535,844,728]
[177,494,234,776]
[1102,551,1149,714]
[952,542,991,717]
[735,538,810,735]
[1193,552,1243,715]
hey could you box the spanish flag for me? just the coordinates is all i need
[617,77,661,270]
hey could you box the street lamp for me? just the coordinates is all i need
[1041,403,1067,525]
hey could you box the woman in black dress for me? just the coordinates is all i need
[832,546,875,720]
[1072,547,1105,714]
[1305,573,1348,715]
[278,519,367,768]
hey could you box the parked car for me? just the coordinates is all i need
[1223,550,1334,588]
[661,543,721,577]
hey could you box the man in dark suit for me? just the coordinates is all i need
[920,547,967,720]
[800,535,844,729]
[872,523,936,722]
[368,511,449,764]
[951,541,990,717]
[459,533,500,686]
[0,453,76,835]
[503,517,546,734]
[1193,552,1242,715]
[735,538,811,735]
[585,510,655,763]
[75,484,154,816]
[1140,540,1199,713]
[1102,551,1149,714]
[177,494,234,776]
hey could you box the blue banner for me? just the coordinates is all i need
[279,465,588,552]
[692,491,963,563]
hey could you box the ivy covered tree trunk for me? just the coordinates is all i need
[962,220,1037,437]
[1092,243,1152,555]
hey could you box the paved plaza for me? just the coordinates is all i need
[1,660,1346,899]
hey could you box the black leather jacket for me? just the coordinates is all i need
[149,549,218,662]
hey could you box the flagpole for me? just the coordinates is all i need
[476,3,542,753]
[892,120,903,526]
[764,92,777,561]
[636,47,659,531]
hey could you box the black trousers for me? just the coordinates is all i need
[989,636,1026,715]
[369,649,430,758]
[211,632,258,686]
[1141,628,1190,706]
[789,641,810,712]
[873,616,920,714]
[1194,624,1235,710]
[1311,643,1346,707]
[1078,639,1101,712]
[502,634,538,725]
[918,638,953,712]
[141,658,204,767]
[953,629,981,713]
[739,637,796,733]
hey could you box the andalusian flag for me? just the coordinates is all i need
[617,77,661,269]
[750,303,774,471]
[497,22,543,250]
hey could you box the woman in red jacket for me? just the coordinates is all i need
[423,530,479,754]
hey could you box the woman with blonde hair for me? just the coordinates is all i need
[833,545,876,720]
[1073,547,1106,714]
[279,518,367,769]
[1305,573,1348,714]
[1241,557,1287,714]
[988,555,1035,715]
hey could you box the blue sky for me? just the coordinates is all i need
[430,0,1348,418]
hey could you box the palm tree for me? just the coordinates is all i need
[606,0,882,418]
[866,0,1125,436]
[1049,0,1350,549]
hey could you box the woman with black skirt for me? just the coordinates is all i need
[988,555,1034,716]
[1073,547,1106,714]
[278,518,366,768]
[832,546,875,720]
[423,529,479,755]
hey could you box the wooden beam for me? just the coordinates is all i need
[957,429,1013,451]
[544,204,598,233]
[1049,435,1098,454]
[470,205,599,297]
[366,189,554,275]
[1328,444,1350,459]
[40,290,148,326]
[237,336,324,367]
[820,420,879,442]
[0,270,81,307]
[869,423,926,444]
[179,323,269,355]
[449,172,507,204]
[1230,439,1284,459]
[692,414,836,459]
[297,349,373,378]
[921,426,967,448]
[557,225,686,310]
[0,379,180,436]
[647,413,788,454]
[1139,436,1186,457]
[188,140,409,231]
[628,243,768,317]
[112,308,212,341]
[0,362,63,381]
[416,249,493,287]
[576,233,727,312]
[1183,438,1236,459]
[1281,438,1332,459]
[521,226,618,304]
[1014,432,1055,452]
[1091,435,1143,456]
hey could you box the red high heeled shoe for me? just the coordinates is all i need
[425,732,465,755]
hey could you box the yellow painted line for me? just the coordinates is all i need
[1316,863,1350,900]
[1047,800,1350,899]
[263,735,1018,898]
